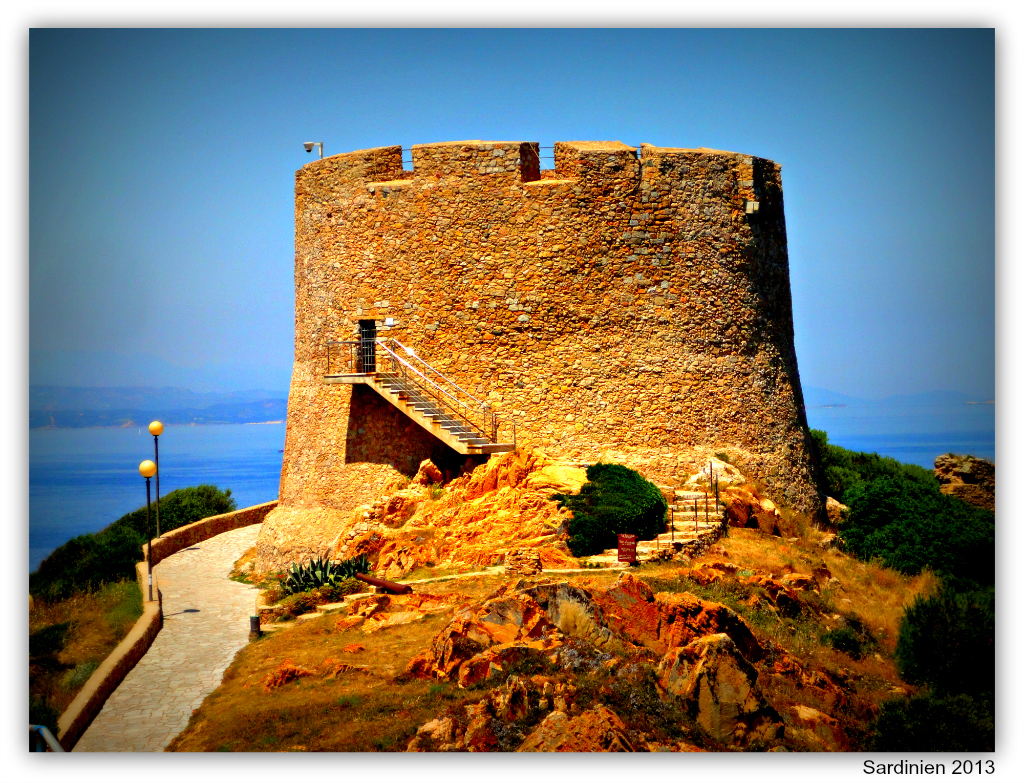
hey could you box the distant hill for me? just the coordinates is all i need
[29,386,288,429]
[802,386,994,409]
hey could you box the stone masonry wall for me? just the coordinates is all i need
[277,139,823,541]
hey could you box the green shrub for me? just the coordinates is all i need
[821,626,863,659]
[553,463,667,557]
[29,622,72,659]
[840,474,994,583]
[31,485,236,600]
[870,692,993,752]
[61,661,99,691]
[809,429,939,503]
[106,484,237,539]
[29,694,60,730]
[896,585,994,698]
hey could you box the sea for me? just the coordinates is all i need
[28,401,996,572]
[29,422,286,572]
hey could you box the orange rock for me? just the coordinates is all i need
[335,616,365,631]
[657,634,781,747]
[590,573,764,662]
[342,643,365,653]
[263,659,313,690]
[789,704,849,751]
[413,459,444,486]
[518,705,633,752]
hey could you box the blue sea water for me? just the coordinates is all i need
[805,401,995,468]
[29,422,285,572]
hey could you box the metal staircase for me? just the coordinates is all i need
[324,337,515,456]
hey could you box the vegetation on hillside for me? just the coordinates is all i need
[810,430,994,751]
[31,485,236,600]
[30,579,144,729]
[552,462,667,557]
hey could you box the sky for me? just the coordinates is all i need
[27,27,995,399]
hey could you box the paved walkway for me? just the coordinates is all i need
[75,525,261,752]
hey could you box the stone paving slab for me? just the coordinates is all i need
[74,524,261,752]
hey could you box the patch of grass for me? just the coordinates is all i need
[30,579,145,723]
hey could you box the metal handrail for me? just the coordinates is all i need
[376,341,483,428]
[30,724,64,752]
[325,338,505,443]
[385,338,486,408]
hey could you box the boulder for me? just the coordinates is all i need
[463,701,500,752]
[934,454,995,511]
[788,704,849,751]
[413,459,444,486]
[404,593,558,682]
[517,705,634,752]
[657,634,782,747]
[825,497,848,526]
[591,573,765,662]
[754,512,780,537]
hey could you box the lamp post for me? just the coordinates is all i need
[149,421,163,537]
[139,460,157,601]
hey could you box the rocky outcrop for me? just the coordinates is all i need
[340,449,584,579]
[518,705,634,752]
[787,704,849,751]
[825,496,848,526]
[934,454,995,511]
[657,633,783,747]
[406,573,765,688]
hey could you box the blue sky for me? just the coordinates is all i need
[29,28,994,398]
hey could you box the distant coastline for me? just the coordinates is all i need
[29,385,288,430]
[32,419,286,431]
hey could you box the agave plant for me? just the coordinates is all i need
[282,553,372,596]
[336,554,371,580]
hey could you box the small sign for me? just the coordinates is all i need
[617,533,637,564]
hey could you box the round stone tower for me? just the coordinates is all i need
[257,139,823,569]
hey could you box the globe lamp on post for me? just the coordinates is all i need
[149,421,163,537]
[139,460,157,602]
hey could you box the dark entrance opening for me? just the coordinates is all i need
[358,320,377,373]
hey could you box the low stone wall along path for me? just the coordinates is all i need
[74,525,261,752]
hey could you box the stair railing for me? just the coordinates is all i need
[374,339,500,441]
[325,340,360,375]
[325,337,509,444]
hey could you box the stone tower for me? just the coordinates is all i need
[256,139,823,569]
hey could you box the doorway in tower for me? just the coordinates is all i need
[358,320,376,373]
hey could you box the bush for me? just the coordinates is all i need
[553,463,667,557]
[31,485,236,600]
[821,626,863,659]
[896,585,994,698]
[809,429,939,503]
[840,474,994,583]
[870,692,993,752]
[29,695,60,731]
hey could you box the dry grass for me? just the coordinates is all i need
[30,580,144,719]
[167,608,480,752]
[676,528,939,654]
